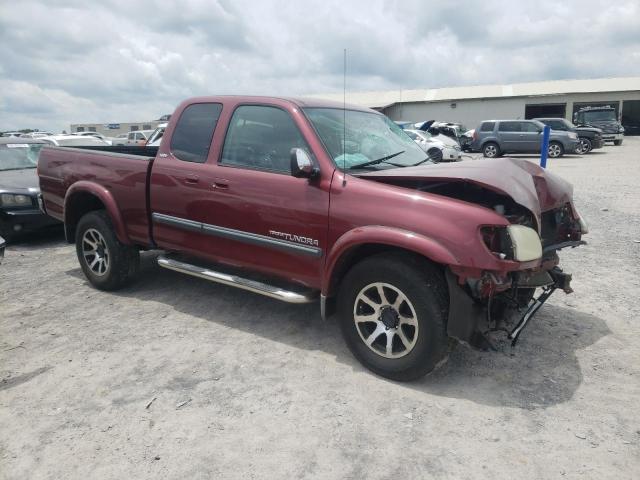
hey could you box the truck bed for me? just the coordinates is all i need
[38,146,155,246]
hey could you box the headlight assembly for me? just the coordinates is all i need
[506,225,543,261]
[481,225,543,262]
[0,193,32,207]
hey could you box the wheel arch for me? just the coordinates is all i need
[322,226,459,298]
[64,181,131,245]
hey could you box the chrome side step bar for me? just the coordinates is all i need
[157,255,317,304]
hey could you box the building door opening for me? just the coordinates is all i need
[525,103,566,119]
[622,100,640,136]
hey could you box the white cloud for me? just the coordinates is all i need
[1,0,639,131]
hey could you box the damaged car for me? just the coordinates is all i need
[38,96,587,381]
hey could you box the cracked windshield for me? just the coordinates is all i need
[304,108,428,170]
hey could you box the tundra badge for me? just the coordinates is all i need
[269,230,319,246]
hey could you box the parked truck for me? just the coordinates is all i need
[574,105,624,145]
[37,96,587,381]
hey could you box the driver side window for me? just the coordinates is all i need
[221,106,309,174]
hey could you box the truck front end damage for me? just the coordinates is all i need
[446,200,587,349]
[357,157,588,348]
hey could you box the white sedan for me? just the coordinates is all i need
[404,129,462,162]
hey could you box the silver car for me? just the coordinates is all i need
[404,129,462,162]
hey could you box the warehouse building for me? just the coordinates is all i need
[314,77,640,134]
[70,114,171,137]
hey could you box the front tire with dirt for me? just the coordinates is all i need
[75,210,139,291]
[337,253,449,381]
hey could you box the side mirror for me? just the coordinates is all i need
[290,148,317,178]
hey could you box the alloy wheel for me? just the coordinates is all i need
[484,145,497,157]
[81,228,110,276]
[578,138,591,154]
[353,282,419,359]
[548,143,562,158]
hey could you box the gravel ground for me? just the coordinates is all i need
[1,138,639,479]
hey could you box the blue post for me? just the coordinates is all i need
[539,125,551,168]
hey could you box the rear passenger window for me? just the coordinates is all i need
[170,103,223,163]
[522,122,541,132]
[480,122,495,132]
[498,121,520,132]
[221,106,309,174]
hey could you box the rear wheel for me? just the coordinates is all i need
[577,137,592,154]
[548,141,564,158]
[75,210,139,291]
[337,253,449,381]
[482,142,500,158]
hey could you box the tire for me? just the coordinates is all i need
[482,142,500,158]
[577,137,592,154]
[75,210,139,291]
[613,140,623,146]
[427,147,443,163]
[337,252,449,381]
[548,141,564,158]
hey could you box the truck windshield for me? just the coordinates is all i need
[0,144,44,171]
[583,110,616,122]
[303,108,427,170]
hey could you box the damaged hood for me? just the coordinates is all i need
[356,157,573,221]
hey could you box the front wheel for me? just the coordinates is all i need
[577,137,592,154]
[613,139,623,146]
[75,210,139,291]
[427,147,443,163]
[337,253,449,381]
[548,141,564,158]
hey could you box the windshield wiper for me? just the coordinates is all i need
[348,150,405,170]
[410,157,433,167]
[0,166,37,171]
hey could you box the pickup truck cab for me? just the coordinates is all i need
[38,96,587,381]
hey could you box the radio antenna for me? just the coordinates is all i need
[342,48,347,187]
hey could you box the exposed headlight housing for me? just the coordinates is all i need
[619,126,625,133]
[481,225,543,262]
[0,193,32,207]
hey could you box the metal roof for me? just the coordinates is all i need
[310,77,640,109]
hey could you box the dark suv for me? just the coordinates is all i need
[471,120,580,158]
[535,118,604,154]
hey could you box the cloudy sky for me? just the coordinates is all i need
[1,0,639,132]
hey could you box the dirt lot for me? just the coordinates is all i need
[1,138,639,479]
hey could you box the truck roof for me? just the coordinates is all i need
[179,95,376,113]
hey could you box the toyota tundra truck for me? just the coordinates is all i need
[37,96,587,381]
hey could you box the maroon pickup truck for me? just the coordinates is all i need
[38,96,587,380]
